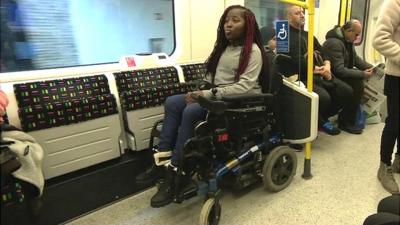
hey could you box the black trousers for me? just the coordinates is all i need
[363,195,400,225]
[380,75,400,165]
[313,78,353,126]
[337,77,365,125]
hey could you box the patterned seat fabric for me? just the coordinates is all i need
[114,67,187,111]
[181,63,206,92]
[14,75,118,132]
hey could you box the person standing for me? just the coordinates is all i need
[372,0,400,194]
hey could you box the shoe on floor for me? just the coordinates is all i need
[150,165,176,208]
[320,121,341,135]
[338,123,363,134]
[377,162,399,194]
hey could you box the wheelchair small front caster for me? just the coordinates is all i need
[199,198,221,225]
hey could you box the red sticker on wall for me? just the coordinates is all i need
[126,57,136,67]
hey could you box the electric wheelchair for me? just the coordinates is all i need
[148,88,299,225]
[146,54,318,225]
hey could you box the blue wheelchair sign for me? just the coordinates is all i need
[275,20,289,53]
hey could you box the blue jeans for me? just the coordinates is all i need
[158,94,206,166]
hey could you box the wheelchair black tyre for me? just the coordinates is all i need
[199,198,221,225]
[262,145,297,192]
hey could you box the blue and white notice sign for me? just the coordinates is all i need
[275,20,289,53]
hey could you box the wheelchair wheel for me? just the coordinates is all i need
[262,145,297,192]
[199,198,221,225]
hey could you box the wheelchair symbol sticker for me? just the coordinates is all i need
[275,20,289,53]
[277,24,287,40]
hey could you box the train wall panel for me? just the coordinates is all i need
[126,106,164,150]
[28,114,121,179]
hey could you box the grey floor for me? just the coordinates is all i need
[66,123,399,225]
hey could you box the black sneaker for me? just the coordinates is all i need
[135,164,164,185]
[150,167,176,208]
[338,123,363,134]
[320,121,341,135]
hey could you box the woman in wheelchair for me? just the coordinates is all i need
[143,5,271,208]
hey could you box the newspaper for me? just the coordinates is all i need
[366,63,385,90]
[362,64,386,114]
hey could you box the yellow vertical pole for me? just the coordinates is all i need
[303,0,314,179]
[280,0,314,179]
[340,0,348,26]
[346,0,352,21]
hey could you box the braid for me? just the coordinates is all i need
[235,10,255,81]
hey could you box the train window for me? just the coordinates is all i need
[0,0,175,73]
[350,0,369,45]
[245,0,287,30]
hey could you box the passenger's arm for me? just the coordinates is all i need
[354,54,373,71]
[372,0,400,64]
[322,39,365,79]
[202,48,262,99]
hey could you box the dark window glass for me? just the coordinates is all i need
[350,0,368,45]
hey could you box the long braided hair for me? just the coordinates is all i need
[205,5,270,93]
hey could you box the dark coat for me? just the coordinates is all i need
[281,25,324,82]
[322,26,372,80]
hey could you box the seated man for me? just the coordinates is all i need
[322,19,374,134]
[283,5,353,136]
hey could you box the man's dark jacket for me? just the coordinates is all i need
[280,25,325,83]
[322,26,372,80]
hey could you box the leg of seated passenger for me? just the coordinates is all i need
[338,78,364,134]
[325,78,353,118]
[136,94,186,185]
[151,103,205,208]
[314,84,340,135]
[171,103,206,166]
[158,94,187,151]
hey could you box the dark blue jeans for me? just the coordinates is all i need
[158,94,206,166]
[380,75,400,165]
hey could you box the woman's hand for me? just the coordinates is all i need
[185,91,204,104]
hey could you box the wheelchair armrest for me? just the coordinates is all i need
[221,93,273,103]
[196,95,227,115]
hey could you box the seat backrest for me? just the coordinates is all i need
[13,75,118,132]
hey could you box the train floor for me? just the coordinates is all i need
[65,122,399,225]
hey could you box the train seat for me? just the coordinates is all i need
[114,63,206,151]
[12,75,121,179]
